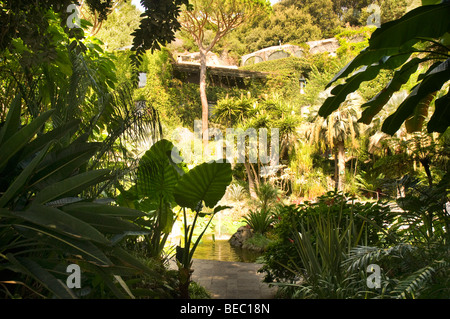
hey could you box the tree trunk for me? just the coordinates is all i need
[244,162,257,198]
[199,48,209,147]
[334,148,339,191]
[336,141,346,192]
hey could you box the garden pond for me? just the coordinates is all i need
[193,237,263,263]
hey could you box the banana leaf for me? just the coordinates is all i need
[174,161,232,210]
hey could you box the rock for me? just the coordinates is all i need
[229,226,253,247]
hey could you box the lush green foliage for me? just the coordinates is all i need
[261,183,450,298]
[0,97,161,299]
[95,1,142,50]
[217,0,415,57]
[1,0,449,301]
[243,209,274,234]
[260,192,394,283]
[319,2,450,135]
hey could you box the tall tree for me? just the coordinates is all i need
[179,0,270,146]
[0,0,190,82]
[95,0,142,50]
[79,0,125,36]
[279,0,341,37]
[312,91,364,191]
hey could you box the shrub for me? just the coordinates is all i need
[243,209,274,235]
[226,183,248,202]
[242,233,273,252]
[259,192,394,283]
[0,98,154,299]
[254,182,281,212]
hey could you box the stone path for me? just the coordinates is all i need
[171,259,277,299]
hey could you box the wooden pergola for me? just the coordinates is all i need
[172,62,269,89]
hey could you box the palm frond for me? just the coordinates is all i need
[393,259,450,299]
[344,243,415,273]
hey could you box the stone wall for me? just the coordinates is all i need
[241,38,340,66]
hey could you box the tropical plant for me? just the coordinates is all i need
[259,192,394,284]
[273,209,368,299]
[225,183,248,202]
[253,182,281,212]
[115,139,182,258]
[355,169,386,199]
[0,9,161,192]
[243,209,274,235]
[178,0,270,145]
[173,160,232,298]
[213,95,254,127]
[319,1,450,135]
[123,139,232,298]
[394,173,450,243]
[0,97,156,299]
[345,242,450,299]
[213,94,297,198]
[311,91,365,191]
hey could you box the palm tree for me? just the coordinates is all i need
[213,94,299,197]
[310,90,364,191]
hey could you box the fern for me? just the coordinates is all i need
[344,243,415,273]
[393,260,450,299]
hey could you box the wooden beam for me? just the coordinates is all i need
[172,62,269,79]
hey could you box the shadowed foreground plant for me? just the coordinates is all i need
[272,207,367,299]
[0,97,156,298]
[173,160,232,298]
[345,243,450,299]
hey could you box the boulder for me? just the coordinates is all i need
[229,226,253,247]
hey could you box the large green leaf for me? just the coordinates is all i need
[5,254,77,299]
[382,58,450,134]
[174,161,232,210]
[136,139,180,202]
[359,57,423,124]
[0,142,52,208]
[326,41,417,89]
[321,3,450,134]
[427,89,450,133]
[369,3,450,50]
[12,204,111,245]
[34,169,110,204]
[321,54,413,117]
[157,201,175,234]
[319,64,381,117]
[404,92,435,133]
[0,110,54,169]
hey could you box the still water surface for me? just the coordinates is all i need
[193,239,262,263]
